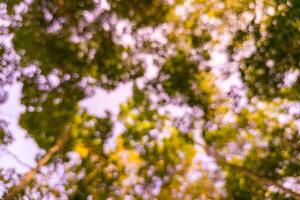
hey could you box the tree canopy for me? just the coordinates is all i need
[0,0,300,199]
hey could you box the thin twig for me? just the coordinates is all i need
[0,148,34,169]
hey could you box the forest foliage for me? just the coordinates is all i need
[0,0,300,199]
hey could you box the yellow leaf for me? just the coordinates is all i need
[74,143,89,158]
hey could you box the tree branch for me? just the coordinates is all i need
[199,143,300,200]
[3,130,69,200]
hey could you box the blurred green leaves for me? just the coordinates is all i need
[1,0,300,199]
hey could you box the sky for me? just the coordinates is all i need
[0,83,38,173]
